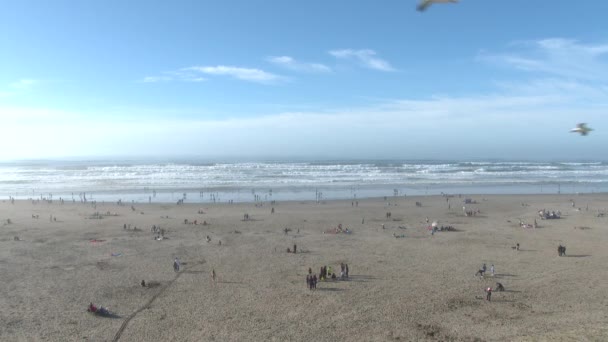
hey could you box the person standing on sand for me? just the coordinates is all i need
[173,258,180,272]
[486,287,492,301]
[490,264,495,277]
[345,264,349,278]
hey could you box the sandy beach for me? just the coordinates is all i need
[1,194,608,341]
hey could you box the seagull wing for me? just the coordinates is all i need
[417,0,431,11]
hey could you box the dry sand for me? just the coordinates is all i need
[1,194,608,341]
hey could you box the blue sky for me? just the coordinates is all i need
[1,0,608,160]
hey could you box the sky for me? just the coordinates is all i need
[1,0,608,161]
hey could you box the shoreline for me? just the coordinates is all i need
[5,183,608,205]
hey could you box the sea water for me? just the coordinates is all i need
[1,159,607,203]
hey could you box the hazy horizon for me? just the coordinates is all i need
[1,155,608,164]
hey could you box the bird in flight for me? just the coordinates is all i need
[570,123,593,136]
[417,0,459,12]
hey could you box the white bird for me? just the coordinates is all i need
[570,123,593,136]
[417,0,459,12]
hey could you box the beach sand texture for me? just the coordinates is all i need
[1,194,608,341]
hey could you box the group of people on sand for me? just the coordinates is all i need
[464,208,480,217]
[150,225,166,240]
[306,273,318,290]
[123,223,140,231]
[437,225,456,232]
[519,219,537,229]
[184,218,207,226]
[88,302,110,316]
[539,209,561,220]
[484,282,505,302]
[325,224,351,234]
[310,263,349,285]
[475,263,495,277]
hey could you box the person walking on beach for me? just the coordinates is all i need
[490,264,495,277]
[486,287,492,301]
[173,258,180,272]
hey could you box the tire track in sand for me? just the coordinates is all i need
[111,268,185,341]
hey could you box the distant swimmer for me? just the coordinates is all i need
[570,123,593,136]
[417,0,459,12]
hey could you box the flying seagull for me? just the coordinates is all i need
[417,0,459,12]
[570,123,593,136]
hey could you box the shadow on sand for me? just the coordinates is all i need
[90,312,122,319]
[316,287,344,292]
[495,273,517,277]
[566,255,591,258]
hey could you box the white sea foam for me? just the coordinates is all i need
[1,160,607,201]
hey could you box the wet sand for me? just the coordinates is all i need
[1,194,608,341]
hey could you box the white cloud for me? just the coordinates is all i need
[141,76,173,83]
[185,65,282,83]
[2,77,605,160]
[478,38,608,80]
[10,79,40,89]
[140,71,206,83]
[267,56,331,73]
[144,65,282,84]
[0,79,41,97]
[329,49,395,72]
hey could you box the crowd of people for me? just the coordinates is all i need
[539,209,561,220]
[306,263,350,290]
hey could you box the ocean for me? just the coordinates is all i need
[1,159,607,203]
